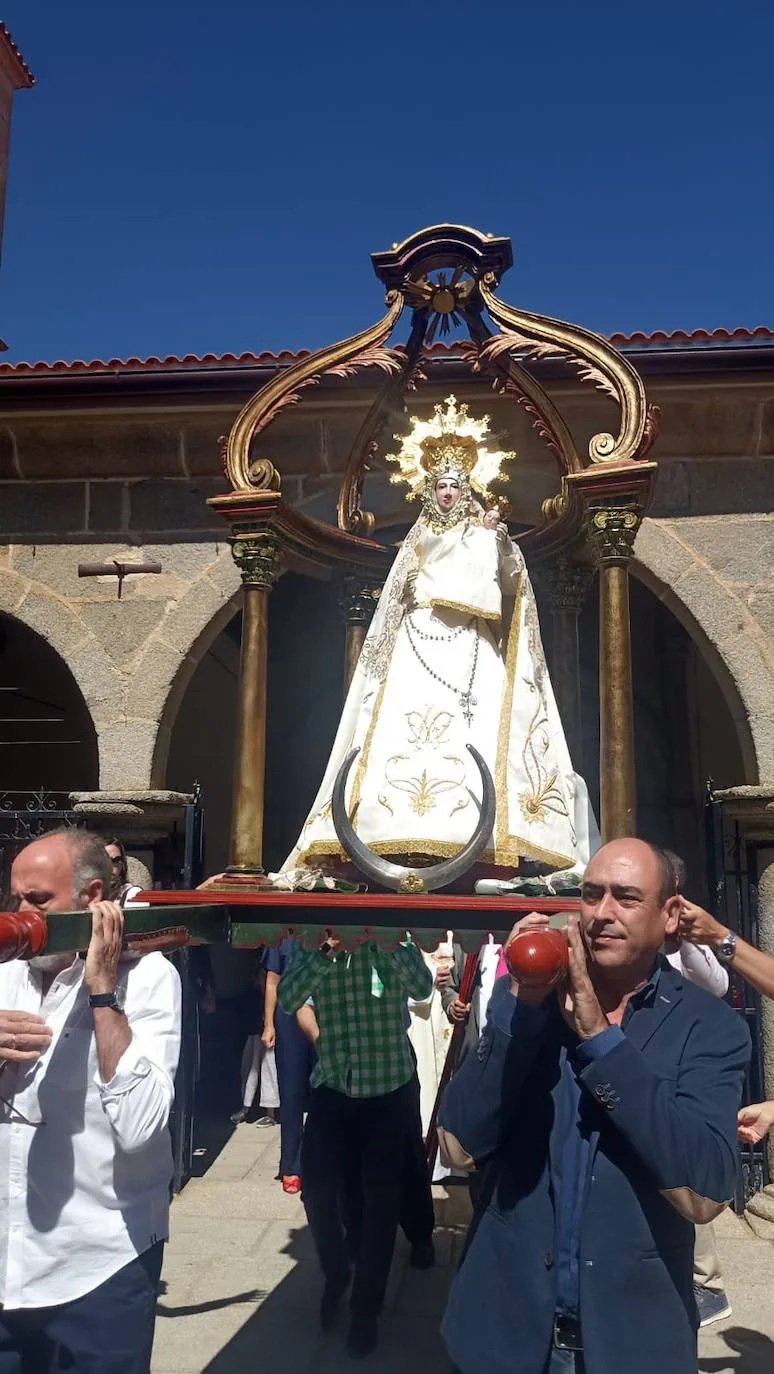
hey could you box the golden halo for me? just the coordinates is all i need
[385,395,515,503]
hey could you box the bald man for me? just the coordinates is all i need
[0,829,180,1373]
[439,838,750,1374]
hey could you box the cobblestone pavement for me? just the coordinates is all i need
[152,1123,774,1374]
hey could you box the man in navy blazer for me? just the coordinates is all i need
[438,838,750,1374]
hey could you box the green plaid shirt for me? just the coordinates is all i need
[278,938,433,1098]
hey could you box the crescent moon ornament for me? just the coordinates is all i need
[331,744,496,893]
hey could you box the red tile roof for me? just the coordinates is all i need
[0,328,772,380]
[0,23,34,88]
[608,326,774,346]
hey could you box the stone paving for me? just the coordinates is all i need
[152,1122,774,1374]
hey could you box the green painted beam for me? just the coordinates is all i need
[40,905,230,954]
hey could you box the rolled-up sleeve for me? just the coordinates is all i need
[95,953,181,1154]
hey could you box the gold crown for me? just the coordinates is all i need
[419,433,478,478]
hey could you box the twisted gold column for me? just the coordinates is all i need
[586,507,641,841]
[227,532,281,874]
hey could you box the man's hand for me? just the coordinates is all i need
[261,1025,276,1050]
[447,996,471,1024]
[84,900,124,996]
[677,899,728,949]
[738,1101,774,1145]
[560,916,609,1040]
[0,1010,52,1064]
[433,963,452,988]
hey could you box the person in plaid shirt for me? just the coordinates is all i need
[278,933,433,1357]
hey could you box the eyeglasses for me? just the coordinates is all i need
[0,1094,44,1128]
[0,1067,44,1127]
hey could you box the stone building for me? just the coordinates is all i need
[2,322,774,1141]
[1,327,773,877]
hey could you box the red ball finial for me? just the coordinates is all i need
[504,927,568,988]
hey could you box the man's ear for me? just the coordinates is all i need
[663,894,681,938]
[82,878,104,907]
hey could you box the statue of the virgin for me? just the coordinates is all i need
[279,396,597,881]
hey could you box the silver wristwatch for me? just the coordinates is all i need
[716,931,738,966]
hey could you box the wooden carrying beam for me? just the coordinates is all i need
[0,894,580,962]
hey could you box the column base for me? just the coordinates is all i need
[198,868,276,894]
[69,790,194,844]
[744,1186,774,1239]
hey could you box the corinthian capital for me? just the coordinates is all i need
[540,558,594,615]
[585,505,642,565]
[231,531,281,589]
[338,576,382,626]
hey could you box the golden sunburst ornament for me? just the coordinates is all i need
[385,395,515,507]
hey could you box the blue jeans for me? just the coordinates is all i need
[0,1242,164,1373]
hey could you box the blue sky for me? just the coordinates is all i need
[1,0,773,363]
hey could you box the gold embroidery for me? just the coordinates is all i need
[494,573,523,856]
[406,708,453,749]
[359,523,421,683]
[304,834,574,868]
[383,753,466,817]
[425,597,500,622]
[518,592,575,840]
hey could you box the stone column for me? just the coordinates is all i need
[338,576,380,698]
[585,506,642,842]
[227,531,281,875]
[539,558,593,771]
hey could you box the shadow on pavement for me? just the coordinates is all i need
[180,1224,455,1374]
[700,1325,774,1374]
[189,1115,236,1180]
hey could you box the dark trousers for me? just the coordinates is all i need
[399,1073,435,1245]
[302,1079,416,1318]
[274,1010,316,1178]
[0,1242,164,1374]
[547,1349,585,1373]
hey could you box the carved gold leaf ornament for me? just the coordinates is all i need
[399,872,426,894]
[478,277,649,467]
[224,292,404,491]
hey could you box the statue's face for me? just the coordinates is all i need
[434,477,461,513]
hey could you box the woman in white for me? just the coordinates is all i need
[281,397,596,878]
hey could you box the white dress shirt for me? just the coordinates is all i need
[0,950,181,1309]
[665,940,729,998]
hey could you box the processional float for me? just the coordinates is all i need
[0,223,658,959]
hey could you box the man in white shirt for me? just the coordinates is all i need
[0,828,181,1373]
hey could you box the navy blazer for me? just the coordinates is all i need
[438,962,750,1374]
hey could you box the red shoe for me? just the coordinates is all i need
[282,1175,302,1194]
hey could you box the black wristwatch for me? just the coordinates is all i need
[89,987,127,1014]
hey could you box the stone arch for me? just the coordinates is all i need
[145,556,241,788]
[634,519,767,784]
[0,607,99,791]
[0,565,121,784]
